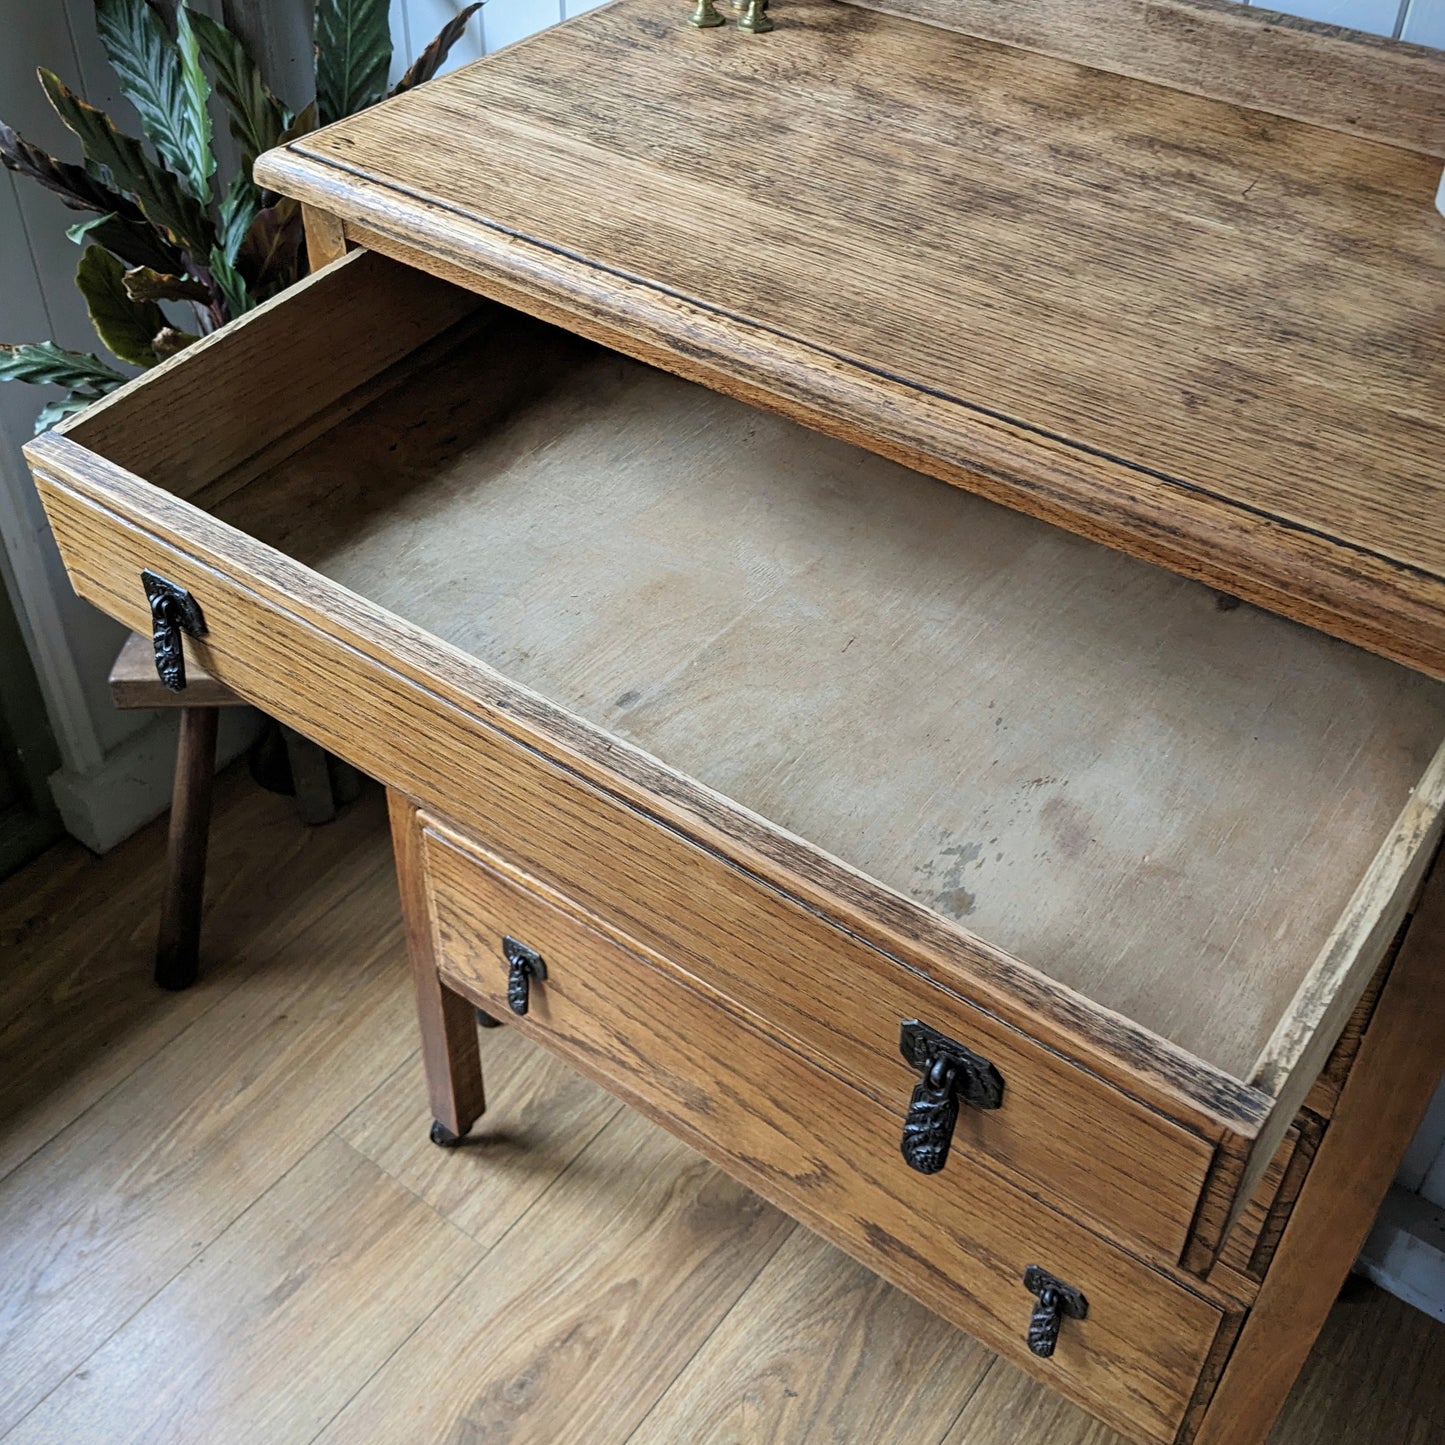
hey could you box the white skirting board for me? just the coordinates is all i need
[48,706,260,855]
[1358,1188,1445,1323]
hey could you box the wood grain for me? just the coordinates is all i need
[1213,1128,1298,1281]
[838,0,1445,156]
[0,771,382,1182]
[109,628,244,709]
[219,320,1445,1086]
[30,458,1282,1268]
[18,234,1417,1170]
[420,821,1233,1444]
[302,202,347,270]
[389,787,485,1139]
[315,1108,792,1445]
[255,0,1445,675]
[0,802,414,1435]
[153,704,218,990]
[59,248,480,499]
[1269,1281,1445,1445]
[1232,749,1445,1236]
[32,246,1444,1273]
[1194,853,1445,1445]
[2,1135,481,1445]
[3,751,1441,1445]
[1301,940,1399,1120]
[631,1226,995,1444]
[942,1359,1134,1444]
[333,1031,623,1247]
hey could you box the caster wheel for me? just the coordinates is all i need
[476,1007,504,1028]
[430,1120,465,1148]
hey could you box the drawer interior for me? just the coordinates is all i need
[54,254,1445,1086]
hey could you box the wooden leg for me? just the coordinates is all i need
[388,789,486,1143]
[302,203,347,271]
[1194,853,1445,1444]
[154,706,219,991]
[282,726,337,826]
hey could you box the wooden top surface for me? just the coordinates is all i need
[255,0,1445,675]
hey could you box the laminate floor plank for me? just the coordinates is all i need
[629,1225,995,1445]
[314,1107,793,1445]
[2,1134,482,1445]
[1,775,1441,1444]
[0,796,416,1434]
[0,775,388,1183]
[334,1027,624,1247]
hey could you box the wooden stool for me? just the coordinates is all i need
[109,632,357,990]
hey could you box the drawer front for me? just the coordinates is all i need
[426,768,1219,1264]
[33,467,1217,1267]
[421,820,1231,1445]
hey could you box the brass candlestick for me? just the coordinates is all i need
[737,0,773,30]
[688,0,724,25]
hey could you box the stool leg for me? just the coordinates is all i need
[282,725,337,825]
[155,706,219,990]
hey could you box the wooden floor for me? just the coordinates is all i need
[1,767,1441,1445]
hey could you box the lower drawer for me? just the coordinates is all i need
[419,817,1235,1445]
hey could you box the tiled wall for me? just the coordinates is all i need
[392,0,1445,69]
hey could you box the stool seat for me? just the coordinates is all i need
[108,631,246,711]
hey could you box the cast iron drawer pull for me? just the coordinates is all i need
[503,936,547,1015]
[142,569,207,691]
[898,1019,1004,1174]
[1023,1265,1089,1357]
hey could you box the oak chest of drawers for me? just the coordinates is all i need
[24,1,1445,1440]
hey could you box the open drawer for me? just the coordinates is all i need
[26,248,1445,1274]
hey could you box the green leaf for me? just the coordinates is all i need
[279,100,319,145]
[391,4,482,96]
[0,341,128,390]
[93,0,215,204]
[122,265,210,304]
[218,169,259,264]
[236,197,304,301]
[174,6,216,196]
[66,210,188,274]
[34,387,113,434]
[188,10,290,176]
[76,243,166,366]
[207,245,253,318]
[0,119,146,219]
[315,0,392,126]
[39,68,215,255]
[152,326,200,361]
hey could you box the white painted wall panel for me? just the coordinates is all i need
[1244,0,1404,37]
[406,0,488,72]
[483,0,564,56]
[1402,0,1445,45]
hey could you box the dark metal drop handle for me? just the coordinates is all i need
[142,569,207,691]
[898,1020,1004,1175]
[1023,1266,1088,1358]
[503,936,547,1016]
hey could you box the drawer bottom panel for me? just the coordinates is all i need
[420,819,1233,1445]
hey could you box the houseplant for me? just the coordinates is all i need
[0,0,481,432]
